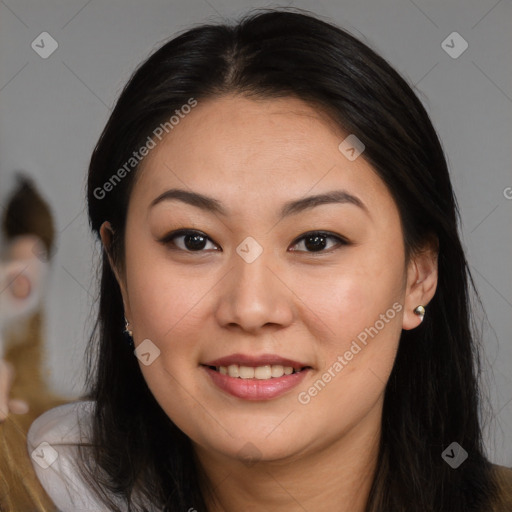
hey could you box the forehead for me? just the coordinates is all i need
[130,94,395,218]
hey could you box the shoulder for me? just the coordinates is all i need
[28,400,94,447]
[490,463,512,511]
[27,400,119,512]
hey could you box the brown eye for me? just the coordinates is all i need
[160,230,220,252]
[290,231,346,253]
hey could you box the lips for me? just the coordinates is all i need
[201,353,312,400]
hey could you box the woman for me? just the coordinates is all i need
[27,8,512,511]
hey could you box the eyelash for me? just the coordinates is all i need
[158,229,348,254]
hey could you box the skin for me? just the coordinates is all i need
[100,94,438,511]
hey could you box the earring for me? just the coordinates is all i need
[413,305,426,322]
[124,316,134,348]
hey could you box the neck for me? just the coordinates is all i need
[195,402,382,512]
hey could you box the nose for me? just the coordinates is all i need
[214,248,294,333]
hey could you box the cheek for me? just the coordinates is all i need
[299,273,403,402]
[296,286,402,443]
[293,246,404,408]
[124,238,210,343]
[297,250,405,346]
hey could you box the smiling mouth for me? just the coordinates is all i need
[204,364,311,380]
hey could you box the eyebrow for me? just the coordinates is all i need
[149,188,369,218]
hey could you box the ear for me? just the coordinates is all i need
[402,236,438,330]
[99,221,131,318]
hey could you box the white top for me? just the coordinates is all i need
[27,400,152,511]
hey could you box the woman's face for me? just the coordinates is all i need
[102,94,435,466]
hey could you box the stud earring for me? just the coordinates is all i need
[124,316,134,348]
[413,305,426,322]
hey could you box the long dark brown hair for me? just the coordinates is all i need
[79,8,502,511]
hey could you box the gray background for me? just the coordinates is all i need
[0,0,510,466]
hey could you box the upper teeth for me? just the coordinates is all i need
[218,364,297,379]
